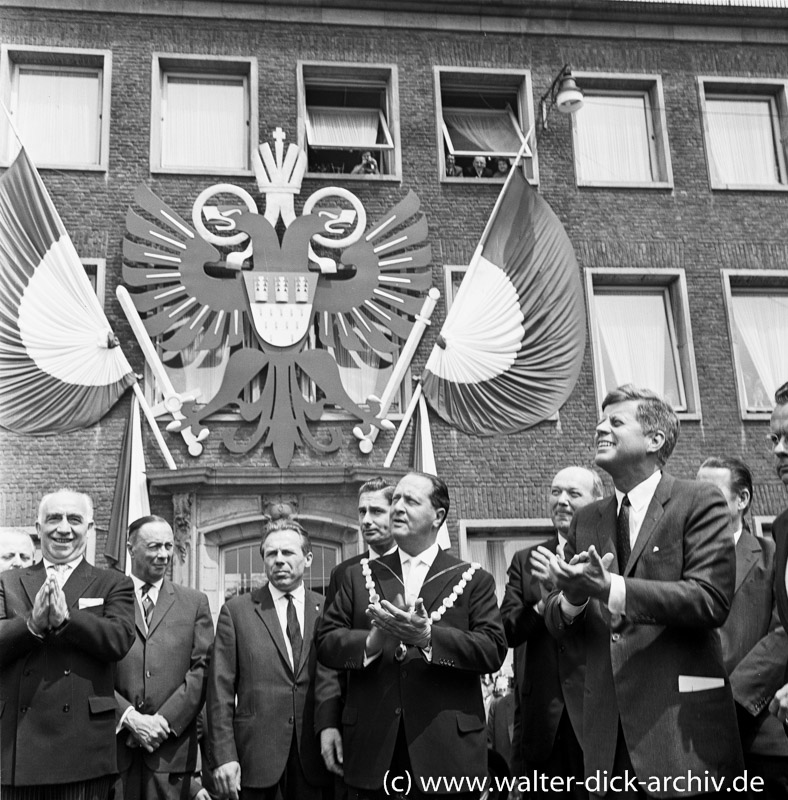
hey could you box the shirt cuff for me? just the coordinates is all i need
[419,646,433,663]
[26,618,45,639]
[534,600,546,617]
[559,592,588,623]
[607,573,626,615]
[117,705,134,735]
[363,648,383,667]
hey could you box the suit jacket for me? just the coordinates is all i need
[500,536,585,767]
[115,579,214,773]
[775,509,788,633]
[487,693,515,766]
[465,166,494,178]
[0,559,135,786]
[206,585,328,789]
[316,549,507,792]
[545,474,744,798]
[722,531,788,756]
[325,552,367,608]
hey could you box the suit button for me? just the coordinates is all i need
[137,701,144,709]
[20,707,28,714]
[559,646,565,653]
[401,670,407,678]
[611,633,620,642]
[146,670,151,678]
[23,669,32,676]
[395,708,401,715]
[64,668,71,675]
[63,705,70,712]
[288,716,294,725]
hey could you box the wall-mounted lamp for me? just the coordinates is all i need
[540,65,584,130]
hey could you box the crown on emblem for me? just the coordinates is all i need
[253,127,307,195]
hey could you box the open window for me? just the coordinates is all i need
[1,45,111,170]
[435,67,536,182]
[298,61,400,178]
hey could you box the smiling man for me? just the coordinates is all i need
[206,518,328,800]
[114,515,213,800]
[317,471,506,800]
[538,386,744,799]
[0,489,135,800]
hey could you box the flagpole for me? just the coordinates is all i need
[383,381,423,469]
[132,382,177,471]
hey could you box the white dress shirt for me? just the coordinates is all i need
[268,582,306,668]
[368,544,398,561]
[400,543,440,606]
[43,556,83,589]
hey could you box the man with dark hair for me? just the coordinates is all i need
[0,489,135,800]
[501,466,603,798]
[207,518,328,800]
[697,457,788,797]
[768,381,788,743]
[114,515,214,800]
[317,471,506,800]
[538,385,744,799]
[317,477,396,780]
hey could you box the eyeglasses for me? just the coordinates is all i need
[767,431,788,450]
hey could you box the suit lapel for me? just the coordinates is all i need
[594,497,618,570]
[777,523,788,628]
[370,552,405,605]
[255,586,291,672]
[296,590,323,677]
[626,473,671,577]
[20,561,47,607]
[419,550,465,614]
[147,579,175,637]
[734,531,761,593]
[63,559,97,609]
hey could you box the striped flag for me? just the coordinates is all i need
[0,148,135,434]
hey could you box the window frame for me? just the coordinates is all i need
[0,44,112,171]
[585,268,701,419]
[150,53,258,177]
[434,66,537,185]
[698,77,788,192]
[570,72,673,189]
[721,268,788,420]
[297,60,401,181]
[81,258,106,309]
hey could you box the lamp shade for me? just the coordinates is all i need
[556,74,584,114]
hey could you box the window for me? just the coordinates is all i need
[151,54,257,175]
[699,78,788,190]
[722,270,788,418]
[443,265,468,310]
[435,67,536,182]
[1,45,111,169]
[571,73,672,188]
[82,258,106,308]
[586,269,701,417]
[298,62,400,178]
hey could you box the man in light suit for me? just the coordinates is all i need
[318,477,396,780]
[768,381,788,741]
[317,471,507,800]
[697,457,788,798]
[538,385,744,798]
[207,518,328,800]
[114,515,214,800]
[0,489,135,800]
[501,466,603,798]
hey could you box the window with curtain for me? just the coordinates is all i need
[328,339,395,409]
[729,291,788,411]
[442,108,524,157]
[575,93,656,183]
[705,95,785,188]
[11,66,102,166]
[592,288,686,411]
[161,73,249,170]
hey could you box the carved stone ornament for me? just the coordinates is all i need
[123,128,432,468]
[172,492,193,563]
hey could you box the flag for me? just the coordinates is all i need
[0,148,135,434]
[421,167,585,436]
[413,391,451,550]
[105,394,150,573]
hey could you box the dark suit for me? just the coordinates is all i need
[114,579,214,800]
[317,549,507,792]
[325,552,367,608]
[206,585,328,796]
[465,166,493,178]
[545,474,744,797]
[487,693,515,766]
[0,559,135,788]
[775,509,788,633]
[501,538,586,796]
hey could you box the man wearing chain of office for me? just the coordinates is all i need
[317,471,507,800]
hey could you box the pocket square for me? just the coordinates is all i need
[79,597,104,609]
[678,675,725,692]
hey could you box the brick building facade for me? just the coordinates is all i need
[1,0,787,617]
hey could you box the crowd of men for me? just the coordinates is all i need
[1,380,788,800]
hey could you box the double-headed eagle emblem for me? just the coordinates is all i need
[123,130,432,467]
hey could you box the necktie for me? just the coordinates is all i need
[49,563,68,589]
[285,594,302,670]
[141,583,155,627]
[616,495,632,570]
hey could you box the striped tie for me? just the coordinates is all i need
[141,583,155,627]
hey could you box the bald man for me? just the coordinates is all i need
[0,530,35,572]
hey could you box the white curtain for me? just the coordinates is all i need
[576,95,653,182]
[16,69,100,165]
[443,109,521,154]
[307,107,379,148]
[731,294,788,407]
[595,292,680,402]
[163,77,246,169]
[707,98,780,186]
[331,341,393,406]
